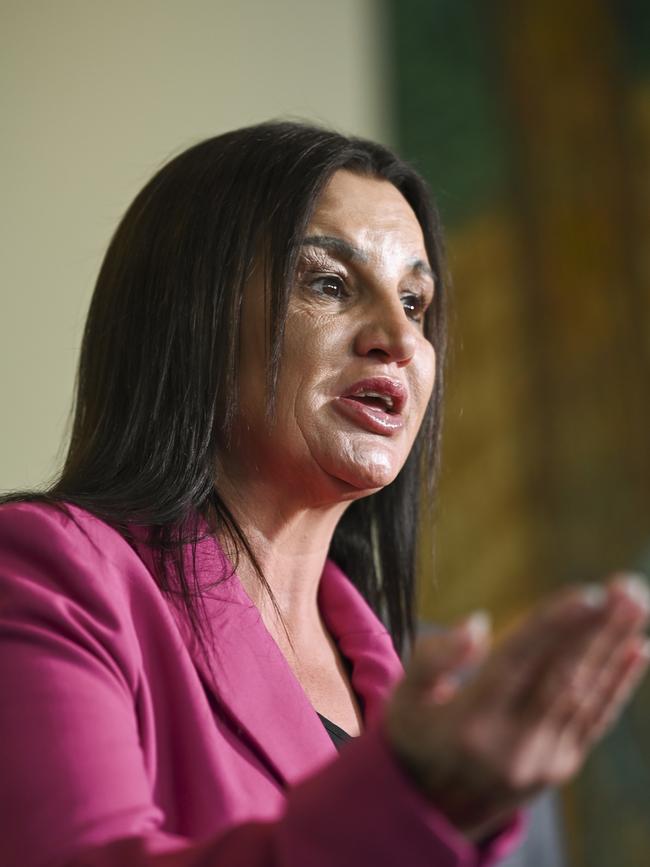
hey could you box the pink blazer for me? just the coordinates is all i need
[0,502,523,867]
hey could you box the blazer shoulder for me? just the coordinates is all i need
[0,499,153,612]
[0,498,123,541]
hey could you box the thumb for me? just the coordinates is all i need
[405,612,492,698]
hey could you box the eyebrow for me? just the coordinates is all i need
[301,234,434,282]
[409,258,435,281]
[302,234,368,264]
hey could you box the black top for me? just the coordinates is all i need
[316,712,354,751]
[316,651,360,751]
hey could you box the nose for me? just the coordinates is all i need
[353,295,418,366]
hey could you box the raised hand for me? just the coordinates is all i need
[383,575,650,842]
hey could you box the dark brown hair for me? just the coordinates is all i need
[3,121,448,656]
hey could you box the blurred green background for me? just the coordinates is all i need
[391,2,650,864]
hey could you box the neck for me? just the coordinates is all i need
[214,474,350,642]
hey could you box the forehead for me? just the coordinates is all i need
[306,169,429,261]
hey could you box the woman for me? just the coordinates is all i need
[0,121,647,867]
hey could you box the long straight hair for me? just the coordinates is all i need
[3,121,448,657]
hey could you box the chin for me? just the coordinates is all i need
[306,428,410,498]
[328,453,402,494]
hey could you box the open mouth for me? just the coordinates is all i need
[335,378,407,435]
[340,377,407,415]
[347,392,397,413]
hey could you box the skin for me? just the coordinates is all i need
[214,169,435,733]
[215,169,650,840]
[385,577,649,840]
[222,168,435,507]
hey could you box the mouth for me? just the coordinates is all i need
[334,377,407,436]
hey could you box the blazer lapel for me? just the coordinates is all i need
[183,571,338,788]
[130,522,404,789]
[317,558,404,726]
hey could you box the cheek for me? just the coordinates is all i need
[411,341,437,422]
[281,310,342,390]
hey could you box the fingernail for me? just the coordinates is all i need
[463,610,491,641]
[620,574,650,611]
[580,584,607,608]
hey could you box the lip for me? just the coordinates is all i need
[334,376,408,437]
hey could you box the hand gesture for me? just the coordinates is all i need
[384,575,650,842]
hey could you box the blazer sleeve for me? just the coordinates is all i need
[0,503,524,867]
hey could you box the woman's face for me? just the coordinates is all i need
[229,169,436,506]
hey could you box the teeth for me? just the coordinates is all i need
[353,390,394,410]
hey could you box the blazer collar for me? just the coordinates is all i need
[131,521,403,788]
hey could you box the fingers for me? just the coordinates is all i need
[477,574,649,714]
[406,612,492,701]
[578,635,650,747]
[514,575,649,726]
[559,577,650,726]
[455,573,650,791]
[383,574,649,844]
[472,586,604,708]
[535,636,650,786]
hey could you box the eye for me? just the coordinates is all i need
[401,292,427,323]
[308,273,347,300]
